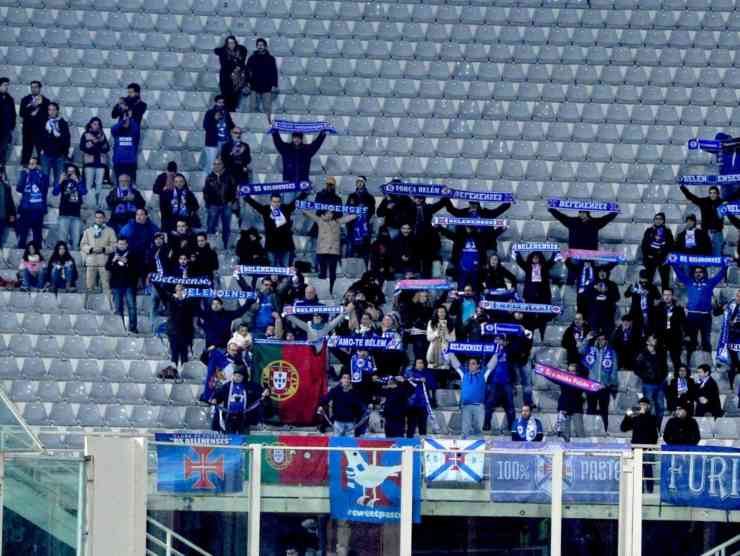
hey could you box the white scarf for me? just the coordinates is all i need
[46,117,61,137]
[271,206,287,228]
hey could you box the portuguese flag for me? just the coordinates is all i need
[244,435,328,485]
[252,340,327,426]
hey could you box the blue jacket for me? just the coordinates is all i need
[511,416,544,441]
[449,353,495,406]
[16,169,49,214]
[111,119,140,166]
[672,264,725,314]
[119,219,159,256]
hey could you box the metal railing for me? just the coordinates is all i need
[146,516,212,556]
[701,533,740,556]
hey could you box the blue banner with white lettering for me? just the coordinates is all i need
[489,442,624,504]
[660,445,740,510]
[329,437,422,524]
[155,433,245,494]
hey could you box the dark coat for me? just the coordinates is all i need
[19,94,49,134]
[202,107,235,147]
[203,171,237,207]
[40,118,71,159]
[680,186,724,232]
[105,249,138,289]
[663,416,701,445]
[159,187,200,230]
[620,412,660,444]
[611,325,643,371]
[548,209,617,250]
[271,130,325,183]
[0,93,16,136]
[246,50,278,93]
[675,227,712,255]
[516,251,556,304]
[651,301,687,346]
[641,225,674,264]
[244,194,304,252]
[694,376,723,418]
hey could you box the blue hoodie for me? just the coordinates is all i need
[111,119,140,166]
[119,218,159,256]
[449,353,495,406]
[672,263,726,314]
[16,169,49,214]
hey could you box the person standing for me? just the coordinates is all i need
[624,269,661,335]
[719,289,740,390]
[680,185,724,256]
[220,127,252,185]
[562,313,591,365]
[511,404,544,441]
[633,334,667,421]
[106,237,139,334]
[317,372,367,437]
[271,129,326,184]
[155,283,198,370]
[210,367,269,434]
[578,330,619,432]
[663,404,700,445]
[445,351,496,437]
[15,156,48,248]
[40,102,70,189]
[611,315,641,371]
[111,112,140,183]
[619,397,660,492]
[53,163,87,250]
[106,174,145,234]
[640,212,674,291]
[675,214,711,255]
[694,364,723,418]
[404,359,437,438]
[79,117,110,207]
[0,173,15,246]
[246,38,278,124]
[214,36,248,113]
[652,288,687,373]
[159,173,200,233]
[80,210,117,293]
[203,158,237,249]
[482,334,516,433]
[666,365,697,416]
[303,209,357,296]
[119,208,159,285]
[243,193,305,266]
[202,96,234,174]
[0,77,15,177]
[111,83,147,124]
[19,80,49,168]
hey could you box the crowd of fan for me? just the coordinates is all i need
[0,35,736,447]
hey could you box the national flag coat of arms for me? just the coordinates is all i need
[244,435,329,486]
[155,433,245,494]
[424,438,485,484]
[329,437,421,524]
[253,340,328,426]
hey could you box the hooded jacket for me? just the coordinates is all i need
[271,130,326,183]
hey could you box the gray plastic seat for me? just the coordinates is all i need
[62,382,88,402]
[170,383,195,404]
[104,405,131,427]
[90,382,115,403]
[0,312,19,333]
[22,402,48,425]
[131,405,158,428]
[144,383,169,404]
[117,383,143,403]
[158,406,184,429]
[101,360,128,382]
[77,403,103,426]
[38,382,62,402]
[184,406,211,429]
[21,313,47,334]
[48,403,78,427]
[11,380,38,402]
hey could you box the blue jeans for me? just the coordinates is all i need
[21,268,45,289]
[268,250,293,267]
[49,263,77,289]
[41,154,65,189]
[461,404,484,437]
[84,166,106,208]
[57,215,82,250]
[709,230,724,257]
[206,204,232,248]
[112,287,138,332]
[16,211,44,248]
[513,362,534,406]
[642,383,666,422]
[484,382,515,432]
[333,421,355,437]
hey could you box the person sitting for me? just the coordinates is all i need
[47,240,77,292]
[663,403,701,445]
[18,241,46,291]
[511,403,544,442]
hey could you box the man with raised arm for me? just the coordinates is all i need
[444,349,497,437]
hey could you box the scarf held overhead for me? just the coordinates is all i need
[667,253,731,267]
[268,119,337,134]
[679,174,740,185]
[184,288,256,300]
[234,265,296,276]
[239,181,312,196]
[432,216,507,228]
[150,274,213,286]
[326,335,404,351]
[479,301,562,314]
[562,248,628,263]
[534,363,604,393]
[548,198,620,213]
[380,181,514,204]
[393,279,452,294]
[296,200,367,215]
[511,242,561,253]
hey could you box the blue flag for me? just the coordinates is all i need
[200,349,230,402]
[155,433,245,494]
[329,437,422,524]
[660,445,740,510]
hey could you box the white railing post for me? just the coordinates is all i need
[617,451,633,556]
[165,531,172,556]
[399,446,414,556]
[248,444,262,556]
[549,448,563,556]
[630,449,644,556]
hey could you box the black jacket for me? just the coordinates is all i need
[562,323,591,365]
[641,225,674,263]
[155,284,198,339]
[159,187,200,230]
[516,251,557,304]
[0,93,15,136]
[105,249,138,289]
[40,118,71,159]
[633,348,666,386]
[446,202,511,252]
[666,375,697,414]
[680,186,723,232]
[651,301,687,345]
[220,140,252,182]
[190,245,219,279]
[202,107,235,147]
[391,232,421,274]
[235,229,269,266]
[611,325,642,371]
[203,171,237,207]
[246,50,278,93]
[320,385,367,423]
[675,227,712,255]
[377,195,415,230]
[694,376,723,418]
[19,94,49,134]
[244,194,305,252]
[272,130,325,183]
[624,282,661,331]
[620,412,660,444]
[663,416,701,445]
[112,96,147,124]
[585,279,620,333]
[549,209,617,250]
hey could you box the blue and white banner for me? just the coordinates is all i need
[480,323,527,337]
[446,341,499,355]
[424,438,485,484]
[717,203,740,217]
[562,248,628,264]
[479,301,562,314]
[688,138,722,152]
[489,442,624,504]
[380,181,514,203]
[393,279,452,293]
[150,274,213,286]
[269,119,337,135]
[184,288,255,300]
[432,216,507,228]
[234,265,296,276]
[327,335,404,351]
[512,242,561,253]
[666,253,730,267]
[548,198,620,213]
[329,437,422,524]
[238,181,312,196]
[679,174,740,185]
[155,433,245,494]
[660,446,740,510]
[284,304,343,316]
[296,200,367,214]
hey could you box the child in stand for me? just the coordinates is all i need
[229,322,253,351]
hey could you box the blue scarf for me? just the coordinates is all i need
[184,288,255,300]
[716,301,740,364]
[717,203,740,217]
[238,181,312,196]
[480,323,527,337]
[432,215,507,228]
[667,253,730,267]
[351,212,370,245]
[679,174,740,185]
[578,263,594,293]
[479,301,561,314]
[268,119,337,134]
[688,138,722,152]
[582,345,616,377]
[548,198,620,213]
[446,341,499,355]
[114,187,137,215]
[327,335,403,351]
[296,200,367,215]
[234,265,295,276]
[650,226,666,250]
[380,181,514,204]
[150,274,213,286]
[285,304,343,315]
[460,239,480,272]
[512,242,561,253]
[226,381,247,414]
[170,187,190,217]
[350,353,376,383]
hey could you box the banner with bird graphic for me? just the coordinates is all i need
[329,437,421,524]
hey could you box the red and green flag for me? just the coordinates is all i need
[252,340,327,426]
[244,435,328,485]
